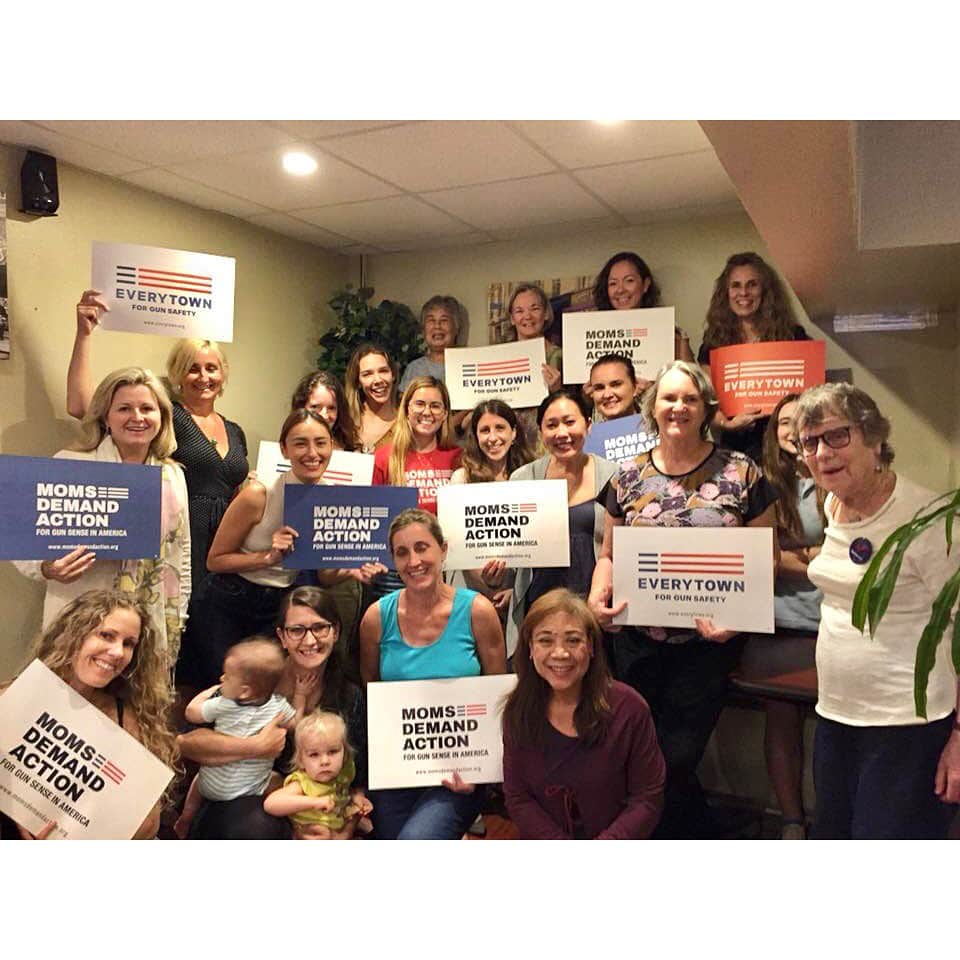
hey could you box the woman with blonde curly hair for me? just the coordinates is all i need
[15,366,191,662]
[1,589,179,839]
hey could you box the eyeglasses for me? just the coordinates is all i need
[795,426,852,456]
[283,622,335,642]
[409,401,446,414]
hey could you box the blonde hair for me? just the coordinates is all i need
[292,710,352,772]
[166,339,229,399]
[75,367,177,462]
[28,589,179,773]
[387,377,454,486]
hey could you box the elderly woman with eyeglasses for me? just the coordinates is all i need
[795,383,960,839]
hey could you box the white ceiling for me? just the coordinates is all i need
[0,120,742,255]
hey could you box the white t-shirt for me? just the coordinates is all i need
[809,474,959,726]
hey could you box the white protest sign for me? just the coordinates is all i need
[92,240,235,341]
[0,660,174,839]
[255,441,374,486]
[562,307,676,384]
[437,479,570,570]
[445,338,547,410]
[612,526,774,633]
[367,674,518,790]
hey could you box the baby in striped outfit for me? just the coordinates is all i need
[174,636,296,839]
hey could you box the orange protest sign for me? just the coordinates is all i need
[709,340,826,416]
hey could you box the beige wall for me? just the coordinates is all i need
[0,144,349,678]
[368,211,959,491]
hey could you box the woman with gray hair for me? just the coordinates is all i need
[588,360,777,837]
[795,382,960,838]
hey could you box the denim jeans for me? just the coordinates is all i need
[371,785,484,840]
[812,713,956,839]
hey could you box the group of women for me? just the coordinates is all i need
[3,248,958,841]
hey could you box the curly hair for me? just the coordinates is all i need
[387,377,455,486]
[502,588,611,750]
[75,367,177,462]
[591,251,661,311]
[459,399,536,482]
[28,589,178,773]
[702,252,798,351]
[290,370,357,451]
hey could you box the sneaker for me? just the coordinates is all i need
[780,821,806,840]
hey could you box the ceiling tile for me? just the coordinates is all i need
[0,120,146,175]
[243,212,355,247]
[271,120,412,139]
[164,144,400,210]
[320,121,557,191]
[377,232,493,254]
[295,195,474,244]
[490,216,623,242]
[120,168,269,218]
[513,120,711,169]
[34,120,297,166]
[424,173,613,232]
[576,151,738,216]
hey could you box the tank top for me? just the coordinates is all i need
[240,471,303,589]
[379,588,481,681]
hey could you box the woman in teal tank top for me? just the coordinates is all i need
[359,509,507,839]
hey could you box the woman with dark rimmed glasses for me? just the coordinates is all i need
[795,382,960,838]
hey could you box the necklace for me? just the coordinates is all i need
[190,411,220,447]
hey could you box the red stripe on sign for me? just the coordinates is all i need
[102,768,124,784]
[137,281,213,293]
[661,567,744,574]
[102,760,126,776]
[661,553,744,559]
[139,267,212,281]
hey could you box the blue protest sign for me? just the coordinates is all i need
[583,414,657,464]
[283,485,419,569]
[0,455,162,560]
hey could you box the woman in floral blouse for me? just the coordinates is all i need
[588,360,776,837]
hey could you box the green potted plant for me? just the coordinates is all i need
[852,488,960,716]
[316,285,421,382]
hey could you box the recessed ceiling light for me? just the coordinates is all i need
[594,119,624,126]
[282,151,318,176]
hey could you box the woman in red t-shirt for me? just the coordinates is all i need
[372,376,461,514]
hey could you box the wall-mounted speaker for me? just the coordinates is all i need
[20,149,60,217]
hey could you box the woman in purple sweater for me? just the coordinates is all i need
[501,588,665,839]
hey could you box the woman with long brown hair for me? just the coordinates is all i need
[345,343,399,453]
[698,252,810,461]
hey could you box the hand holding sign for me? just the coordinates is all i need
[694,618,737,644]
[77,288,109,336]
[268,524,299,563]
[40,545,96,583]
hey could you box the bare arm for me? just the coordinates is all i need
[184,684,220,726]
[206,482,293,574]
[587,512,627,629]
[471,594,507,675]
[359,603,382,686]
[263,780,333,817]
[66,289,109,419]
[177,712,288,765]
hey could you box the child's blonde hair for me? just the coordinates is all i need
[291,710,353,772]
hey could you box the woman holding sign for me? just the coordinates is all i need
[15,366,191,662]
[793,383,960,838]
[183,410,383,689]
[359,509,506,839]
[590,252,694,394]
[1,588,178,839]
[698,252,809,461]
[502,588,665,839]
[66,293,249,596]
[506,389,618,659]
[345,343,400,454]
[587,360,776,838]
